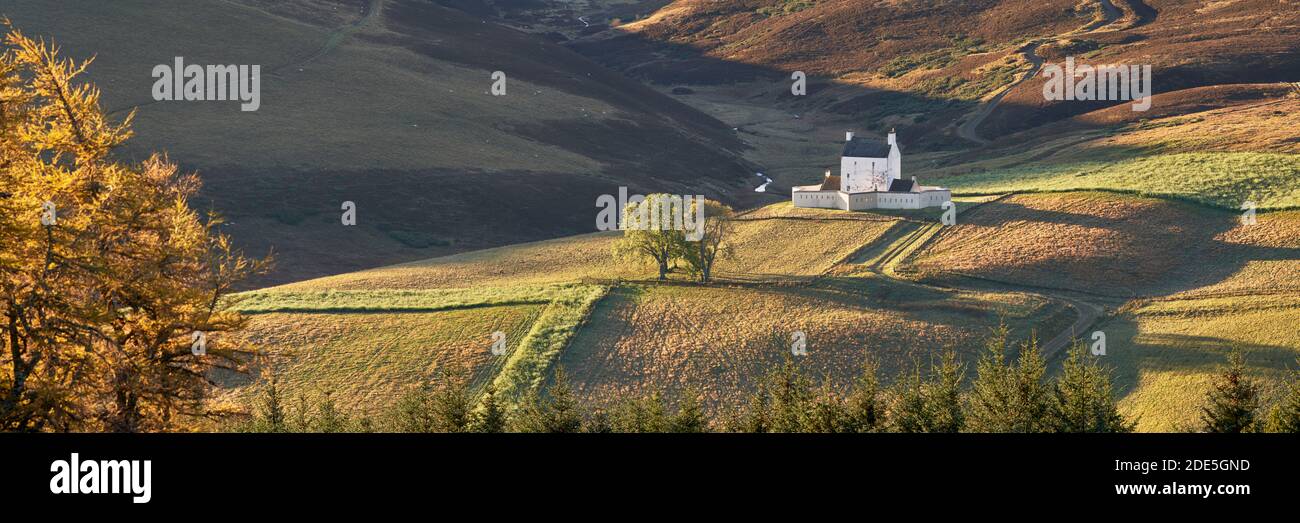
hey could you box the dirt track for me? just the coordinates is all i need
[955,0,1127,145]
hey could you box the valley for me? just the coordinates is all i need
[3,0,1296,432]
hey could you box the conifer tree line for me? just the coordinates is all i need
[237,326,1300,434]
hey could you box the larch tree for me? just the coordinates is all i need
[0,23,267,432]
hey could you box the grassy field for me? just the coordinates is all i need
[218,186,1300,430]
[939,152,1300,210]
[215,305,546,417]
[222,198,1075,419]
[556,280,1066,416]
[217,282,609,416]
[1101,294,1300,432]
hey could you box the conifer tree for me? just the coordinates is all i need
[391,384,437,433]
[669,388,709,433]
[1199,348,1261,433]
[803,386,850,433]
[0,23,267,431]
[1264,366,1300,433]
[1051,343,1132,433]
[584,408,613,433]
[474,382,508,433]
[512,367,583,433]
[312,391,352,433]
[966,326,1052,432]
[255,375,287,433]
[430,369,474,433]
[891,365,932,433]
[890,352,964,433]
[611,391,669,432]
[732,388,771,433]
[844,356,886,432]
[926,351,966,433]
[767,357,815,432]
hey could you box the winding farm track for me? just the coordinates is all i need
[853,198,1104,359]
[955,0,1130,145]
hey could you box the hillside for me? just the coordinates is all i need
[224,201,1072,418]
[1,0,754,286]
[11,1,1295,432]
[220,188,1300,430]
[476,0,1300,210]
[556,0,1299,143]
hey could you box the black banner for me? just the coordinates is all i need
[1,434,1292,513]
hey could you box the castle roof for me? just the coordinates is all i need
[887,179,915,192]
[820,175,841,191]
[842,136,892,158]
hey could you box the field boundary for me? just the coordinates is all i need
[488,284,611,409]
[951,187,1300,213]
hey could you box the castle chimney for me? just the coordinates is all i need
[887,128,897,146]
[846,131,855,142]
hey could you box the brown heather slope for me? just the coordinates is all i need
[536,0,1299,146]
[980,0,1300,138]
[3,0,754,287]
[907,192,1300,298]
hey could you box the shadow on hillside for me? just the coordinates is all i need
[1096,314,1300,401]
[562,27,986,155]
[923,193,1300,299]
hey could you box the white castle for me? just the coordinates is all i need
[792,129,951,211]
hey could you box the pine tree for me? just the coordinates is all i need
[545,367,584,433]
[312,391,352,433]
[767,358,815,432]
[669,388,709,433]
[966,326,1052,433]
[391,384,436,433]
[1199,348,1261,433]
[1264,366,1300,433]
[1051,343,1132,433]
[430,370,473,433]
[803,386,850,433]
[927,351,966,433]
[844,356,886,432]
[584,408,613,433]
[611,392,669,432]
[890,366,932,433]
[474,383,508,433]
[732,388,771,433]
[890,352,965,433]
[512,367,583,433]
